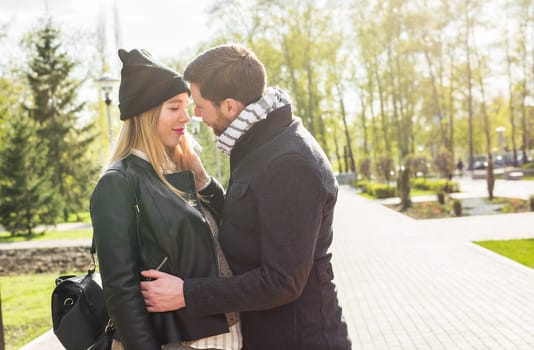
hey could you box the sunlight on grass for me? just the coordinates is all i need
[410,189,435,196]
[0,273,58,350]
[474,239,534,269]
[66,211,91,223]
[358,192,376,199]
[0,228,91,243]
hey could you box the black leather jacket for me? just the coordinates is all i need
[90,155,228,350]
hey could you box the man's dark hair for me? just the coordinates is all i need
[183,44,266,106]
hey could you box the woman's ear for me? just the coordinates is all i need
[221,98,244,121]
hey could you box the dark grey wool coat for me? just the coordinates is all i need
[184,105,351,350]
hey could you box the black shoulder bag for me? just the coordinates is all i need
[51,245,113,350]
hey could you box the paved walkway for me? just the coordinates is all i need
[332,186,534,350]
[13,181,534,349]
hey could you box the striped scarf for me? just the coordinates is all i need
[216,87,291,155]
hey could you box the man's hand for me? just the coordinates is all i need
[140,270,186,312]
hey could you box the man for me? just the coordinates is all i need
[141,44,351,350]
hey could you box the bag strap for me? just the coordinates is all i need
[89,168,140,333]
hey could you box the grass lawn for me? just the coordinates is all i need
[0,273,71,349]
[0,228,91,243]
[410,189,437,196]
[474,238,534,269]
[0,215,91,347]
[65,211,91,223]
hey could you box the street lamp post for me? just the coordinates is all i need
[495,126,506,153]
[96,74,119,147]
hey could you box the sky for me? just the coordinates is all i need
[0,0,217,65]
[0,0,221,118]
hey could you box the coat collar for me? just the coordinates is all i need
[230,104,293,169]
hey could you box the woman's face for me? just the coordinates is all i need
[157,92,190,149]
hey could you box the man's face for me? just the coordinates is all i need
[190,83,232,137]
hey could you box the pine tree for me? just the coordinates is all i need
[24,21,97,221]
[0,111,60,235]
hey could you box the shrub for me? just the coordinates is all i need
[411,178,431,190]
[529,195,534,211]
[353,179,370,192]
[410,178,459,193]
[367,183,396,199]
[429,180,459,193]
[452,199,462,216]
[353,180,397,199]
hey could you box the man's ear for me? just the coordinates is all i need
[220,98,244,121]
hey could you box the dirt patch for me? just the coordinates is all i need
[0,246,92,275]
[386,196,530,219]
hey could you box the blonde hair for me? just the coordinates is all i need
[108,105,197,198]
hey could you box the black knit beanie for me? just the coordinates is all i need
[117,48,190,120]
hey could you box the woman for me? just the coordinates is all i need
[90,48,241,350]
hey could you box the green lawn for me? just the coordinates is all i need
[474,238,534,269]
[0,220,91,347]
[65,211,91,223]
[0,273,64,350]
[0,228,91,243]
[410,189,437,196]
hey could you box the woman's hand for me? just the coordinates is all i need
[189,150,211,190]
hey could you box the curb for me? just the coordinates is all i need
[19,329,64,350]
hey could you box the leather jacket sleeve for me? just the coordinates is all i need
[90,169,161,350]
[198,177,225,224]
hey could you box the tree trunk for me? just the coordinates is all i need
[422,33,447,150]
[505,10,518,166]
[398,168,412,210]
[359,98,369,155]
[343,146,349,173]
[333,127,343,173]
[487,158,495,200]
[464,3,474,172]
[473,30,494,200]
[374,55,391,156]
[338,90,355,173]
[448,56,455,164]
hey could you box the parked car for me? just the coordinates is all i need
[469,155,487,170]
